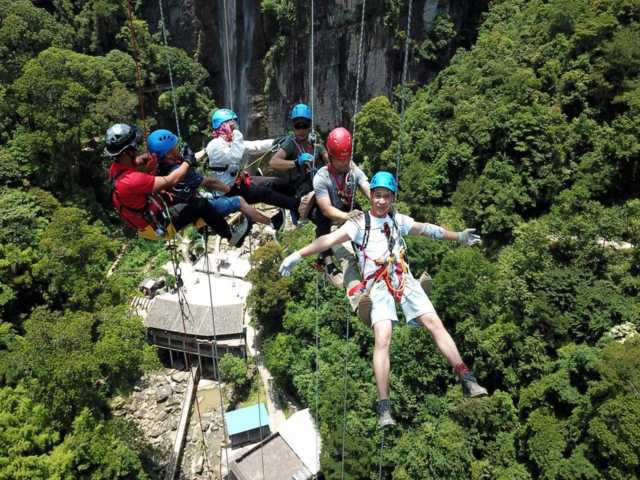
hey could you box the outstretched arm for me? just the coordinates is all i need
[409,222,481,245]
[279,227,351,276]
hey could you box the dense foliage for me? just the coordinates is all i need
[1,0,638,478]
[0,1,213,477]
[247,0,640,479]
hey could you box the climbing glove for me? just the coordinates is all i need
[457,228,481,246]
[296,152,314,168]
[279,252,303,276]
[181,145,198,168]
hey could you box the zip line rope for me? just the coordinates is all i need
[202,231,231,477]
[341,1,368,478]
[395,0,413,200]
[166,232,214,479]
[158,0,182,138]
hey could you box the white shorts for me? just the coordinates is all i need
[369,275,436,327]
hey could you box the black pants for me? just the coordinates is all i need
[229,176,299,211]
[170,197,231,239]
[312,203,361,260]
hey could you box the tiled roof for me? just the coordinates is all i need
[144,297,244,337]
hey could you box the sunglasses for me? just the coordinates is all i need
[293,122,311,129]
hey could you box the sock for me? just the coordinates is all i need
[454,363,470,379]
[377,398,391,415]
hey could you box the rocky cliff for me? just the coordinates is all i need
[144,0,488,137]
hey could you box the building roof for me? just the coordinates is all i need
[224,403,269,436]
[278,409,321,475]
[229,435,311,480]
[228,408,320,480]
[144,297,244,337]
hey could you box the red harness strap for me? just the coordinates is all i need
[234,171,251,187]
[348,252,407,302]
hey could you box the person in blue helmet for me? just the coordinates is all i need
[106,124,231,241]
[278,171,488,428]
[151,128,284,245]
[270,103,329,224]
[203,108,300,228]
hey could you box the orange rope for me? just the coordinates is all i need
[126,0,148,137]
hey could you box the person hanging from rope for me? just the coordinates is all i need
[310,127,370,289]
[204,108,299,230]
[279,171,488,428]
[106,123,231,241]
[151,128,283,247]
[269,103,329,224]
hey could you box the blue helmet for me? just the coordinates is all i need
[211,108,238,129]
[370,171,397,194]
[290,103,312,121]
[147,129,178,158]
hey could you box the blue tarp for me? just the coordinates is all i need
[224,403,269,436]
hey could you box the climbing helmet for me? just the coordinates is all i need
[211,108,238,129]
[147,129,178,158]
[105,123,142,157]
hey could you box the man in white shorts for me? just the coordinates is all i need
[279,171,488,427]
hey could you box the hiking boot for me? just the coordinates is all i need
[270,210,285,232]
[377,399,396,428]
[357,294,373,328]
[230,216,253,248]
[461,372,488,398]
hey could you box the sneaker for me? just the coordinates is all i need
[230,216,253,248]
[376,399,396,428]
[290,208,299,226]
[461,372,488,398]
[324,261,343,288]
[419,271,433,296]
[270,210,284,232]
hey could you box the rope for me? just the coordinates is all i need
[203,230,231,475]
[256,355,266,480]
[166,237,214,479]
[348,0,368,213]
[313,272,321,479]
[158,0,182,138]
[395,0,413,200]
[125,0,148,136]
[221,0,234,110]
[340,2,368,478]
[378,429,385,479]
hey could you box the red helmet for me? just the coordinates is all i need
[327,127,352,162]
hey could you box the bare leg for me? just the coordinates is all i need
[239,198,270,225]
[372,320,393,400]
[418,312,463,368]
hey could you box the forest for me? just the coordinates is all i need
[0,0,639,479]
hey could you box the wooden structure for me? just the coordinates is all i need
[144,297,246,377]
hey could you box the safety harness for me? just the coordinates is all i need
[327,164,356,209]
[110,169,172,236]
[348,211,409,302]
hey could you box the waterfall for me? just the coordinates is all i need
[218,0,253,132]
[235,0,254,133]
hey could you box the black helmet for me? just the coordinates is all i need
[104,123,143,157]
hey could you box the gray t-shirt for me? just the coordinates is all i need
[313,165,368,211]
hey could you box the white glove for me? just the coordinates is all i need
[279,252,303,276]
[457,228,481,246]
